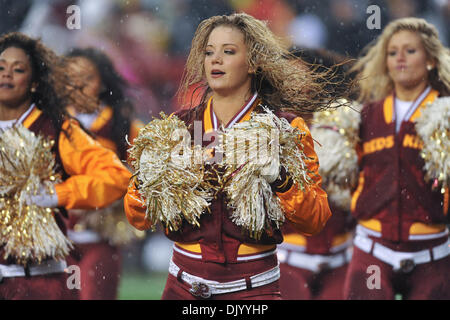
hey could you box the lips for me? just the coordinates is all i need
[211,69,225,77]
[0,83,14,88]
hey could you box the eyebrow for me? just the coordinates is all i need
[0,58,27,65]
[387,43,416,49]
[206,43,238,48]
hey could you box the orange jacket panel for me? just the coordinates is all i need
[54,119,131,209]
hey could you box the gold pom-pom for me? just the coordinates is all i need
[311,100,362,209]
[0,125,73,265]
[217,107,313,239]
[415,97,449,191]
[128,112,213,232]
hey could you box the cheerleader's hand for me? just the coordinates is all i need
[25,184,59,208]
[260,157,280,184]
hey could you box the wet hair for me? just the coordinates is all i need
[178,12,351,115]
[0,32,69,133]
[0,32,97,137]
[291,48,357,101]
[352,17,450,103]
[66,47,133,160]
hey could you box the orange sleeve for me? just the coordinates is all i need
[123,119,151,231]
[94,136,118,155]
[124,119,145,163]
[54,119,132,210]
[124,179,151,230]
[276,117,332,236]
[129,119,145,145]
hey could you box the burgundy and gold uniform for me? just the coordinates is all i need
[344,88,450,299]
[125,95,332,300]
[0,105,131,300]
[66,105,142,300]
[278,203,354,300]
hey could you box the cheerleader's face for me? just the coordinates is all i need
[68,57,102,100]
[204,26,252,96]
[386,30,434,90]
[0,47,34,107]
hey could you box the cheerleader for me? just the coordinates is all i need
[0,33,131,300]
[124,13,346,300]
[278,49,357,300]
[345,17,450,300]
[63,48,143,300]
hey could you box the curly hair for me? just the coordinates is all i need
[352,17,450,103]
[66,47,134,160]
[0,32,96,136]
[178,13,351,115]
[291,48,357,100]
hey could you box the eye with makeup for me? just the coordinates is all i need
[224,49,235,55]
[388,50,397,57]
[0,65,26,73]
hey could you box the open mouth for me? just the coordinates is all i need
[211,70,225,76]
[0,83,14,89]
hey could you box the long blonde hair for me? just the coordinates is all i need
[352,17,450,103]
[178,13,350,115]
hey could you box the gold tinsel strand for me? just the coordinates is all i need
[217,107,313,239]
[310,99,362,210]
[128,112,213,232]
[0,125,73,266]
[415,97,450,192]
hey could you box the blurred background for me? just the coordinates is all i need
[1,0,448,299]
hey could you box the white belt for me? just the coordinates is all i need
[356,224,381,238]
[353,234,450,271]
[68,229,102,244]
[168,259,280,298]
[277,247,352,273]
[0,260,67,281]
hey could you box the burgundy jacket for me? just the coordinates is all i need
[125,98,332,263]
[351,90,449,242]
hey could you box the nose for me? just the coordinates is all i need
[1,67,12,78]
[211,52,223,64]
[396,50,406,62]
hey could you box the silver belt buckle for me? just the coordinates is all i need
[189,281,211,299]
[317,262,330,273]
[399,259,415,273]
